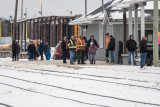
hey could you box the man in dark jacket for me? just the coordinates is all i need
[28,41,36,60]
[16,42,20,61]
[12,40,16,61]
[140,36,148,69]
[38,40,45,60]
[61,37,68,63]
[108,35,115,63]
[126,35,137,65]
[68,36,76,64]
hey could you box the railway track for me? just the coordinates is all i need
[0,69,160,106]
[1,67,160,91]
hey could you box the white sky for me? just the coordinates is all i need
[0,0,110,20]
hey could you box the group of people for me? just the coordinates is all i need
[27,40,51,61]
[62,35,99,65]
[12,33,148,69]
[105,33,148,69]
[12,40,20,61]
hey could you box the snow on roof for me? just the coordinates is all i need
[69,0,159,25]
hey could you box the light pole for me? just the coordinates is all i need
[13,0,18,42]
[85,0,87,17]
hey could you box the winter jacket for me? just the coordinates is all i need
[61,40,68,52]
[87,39,98,48]
[16,44,20,54]
[68,39,76,51]
[89,45,97,54]
[77,38,85,50]
[38,43,44,52]
[140,40,147,53]
[12,41,16,53]
[44,45,50,53]
[108,37,115,51]
[126,39,137,52]
[28,44,36,53]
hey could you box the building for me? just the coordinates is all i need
[69,0,160,63]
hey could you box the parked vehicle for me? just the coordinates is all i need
[53,41,63,59]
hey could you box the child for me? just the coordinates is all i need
[88,42,98,64]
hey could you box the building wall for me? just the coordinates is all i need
[86,24,106,60]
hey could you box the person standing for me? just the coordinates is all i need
[105,33,110,63]
[77,35,86,64]
[61,37,68,63]
[126,35,137,66]
[12,40,17,61]
[68,36,76,65]
[38,40,45,60]
[140,36,148,69]
[16,41,20,61]
[88,42,98,64]
[118,41,123,64]
[44,42,51,60]
[28,41,36,60]
[108,35,115,64]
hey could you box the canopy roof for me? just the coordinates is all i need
[69,0,160,25]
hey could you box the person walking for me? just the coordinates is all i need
[38,40,45,60]
[126,35,137,66]
[118,41,123,64]
[12,40,17,61]
[140,36,148,69]
[16,41,20,61]
[88,42,98,64]
[108,35,115,64]
[68,36,76,65]
[44,42,51,60]
[105,33,110,63]
[61,37,68,63]
[77,35,86,64]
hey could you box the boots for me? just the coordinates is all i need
[93,60,96,64]
[90,60,93,64]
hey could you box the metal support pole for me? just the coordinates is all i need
[85,0,87,17]
[58,18,61,41]
[134,4,138,43]
[153,0,159,67]
[18,23,20,43]
[54,17,56,46]
[33,19,35,39]
[66,19,69,39]
[45,17,48,43]
[49,17,52,47]
[102,0,104,13]
[41,17,43,40]
[129,7,132,36]
[25,22,26,51]
[141,4,145,39]
[123,8,127,54]
[37,18,39,40]
[29,20,31,39]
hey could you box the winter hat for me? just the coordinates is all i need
[90,42,93,45]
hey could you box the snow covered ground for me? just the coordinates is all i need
[0,58,160,107]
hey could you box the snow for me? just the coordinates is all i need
[0,58,160,107]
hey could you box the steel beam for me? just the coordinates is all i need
[134,4,139,43]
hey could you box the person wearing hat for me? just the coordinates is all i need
[105,33,110,63]
[61,37,68,63]
[108,35,115,64]
[88,42,98,64]
[76,35,86,64]
[68,36,76,65]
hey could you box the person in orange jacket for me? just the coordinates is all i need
[76,35,86,64]
[105,33,110,63]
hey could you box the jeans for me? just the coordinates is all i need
[128,51,136,65]
[89,54,96,61]
[70,50,75,63]
[140,53,147,68]
[109,51,115,63]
